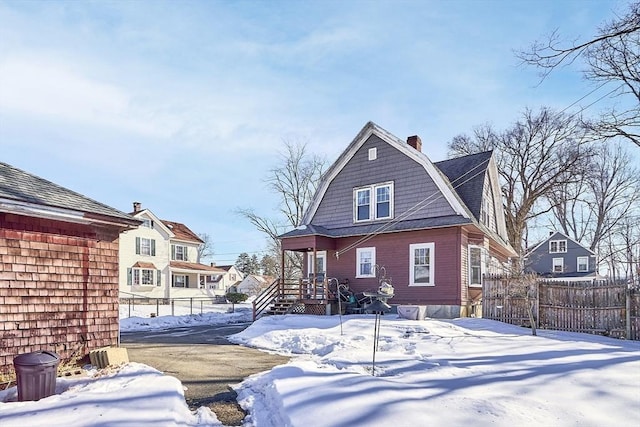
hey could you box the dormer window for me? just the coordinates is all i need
[549,240,567,253]
[353,182,393,222]
[141,218,154,228]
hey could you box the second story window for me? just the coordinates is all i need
[141,219,154,228]
[549,240,567,253]
[135,237,156,256]
[172,244,189,261]
[354,182,394,223]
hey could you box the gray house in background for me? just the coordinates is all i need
[525,231,598,280]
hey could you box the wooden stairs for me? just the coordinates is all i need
[265,299,298,315]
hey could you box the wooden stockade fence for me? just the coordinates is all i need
[482,276,640,340]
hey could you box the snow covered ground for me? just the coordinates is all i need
[1,309,639,426]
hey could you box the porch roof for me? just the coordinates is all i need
[169,261,225,274]
[280,215,471,240]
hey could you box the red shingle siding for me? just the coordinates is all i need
[0,213,121,378]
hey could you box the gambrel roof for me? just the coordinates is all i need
[302,121,472,224]
[280,122,515,256]
[434,151,493,221]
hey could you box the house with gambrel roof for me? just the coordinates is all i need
[278,122,517,318]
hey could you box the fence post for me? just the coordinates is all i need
[156,299,159,317]
[190,298,193,315]
[128,299,131,318]
[171,299,175,316]
[626,284,632,340]
[201,300,203,314]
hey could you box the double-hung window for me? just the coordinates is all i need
[552,257,564,273]
[468,246,484,287]
[356,247,376,278]
[409,243,435,286]
[354,182,393,222]
[172,244,189,261]
[577,256,589,272]
[355,188,371,221]
[172,275,188,288]
[135,237,156,256]
[549,240,567,253]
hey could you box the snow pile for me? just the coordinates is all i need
[0,363,221,426]
[231,315,640,427]
[119,304,252,332]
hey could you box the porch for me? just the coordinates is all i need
[252,276,377,320]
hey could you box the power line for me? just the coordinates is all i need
[336,157,491,258]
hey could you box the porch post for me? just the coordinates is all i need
[280,246,285,295]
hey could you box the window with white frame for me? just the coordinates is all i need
[306,251,326,278]
[368,147,377,161]
[409,243,435,286]
[141,218,154,228]
[549,240,567,253]
[128,268,161,286]
[577,256,589,272]
[356,247,376,278]
[135,237,156,256]
[353,182,393,222]
[552,257,564,273]
[172,244,189,261]
[468,246,484,287]
[172,274,188,288]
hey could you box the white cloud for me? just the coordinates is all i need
[0,55,181,138]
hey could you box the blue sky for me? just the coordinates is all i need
[0,0,633,265]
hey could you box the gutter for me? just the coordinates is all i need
[0,199,141,229]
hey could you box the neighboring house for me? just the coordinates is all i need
[525,231,599,280]
[232,274,275,296]
[118,202,226,299]
[279,122,517,318]
[0,162,140,378]
[207,264,244,293]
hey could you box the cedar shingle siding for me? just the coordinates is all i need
[0,214,121,377]
[0,162,138,379]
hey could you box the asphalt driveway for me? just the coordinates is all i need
[120,323,289,421]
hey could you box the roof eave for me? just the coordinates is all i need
[0,198,141,229]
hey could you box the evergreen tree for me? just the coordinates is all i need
[235,253,251,275]
[249,254,260,274]
[260,254,277,276]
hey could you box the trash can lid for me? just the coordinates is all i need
[13,351,60,366]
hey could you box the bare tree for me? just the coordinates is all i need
[197,232,214,263]
[449,107,593,256]
[517,1,640,147]
[549,142,640,252]
[237,139,326,279]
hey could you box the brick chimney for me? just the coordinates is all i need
[407,135,422,152]
[133,202,142,212]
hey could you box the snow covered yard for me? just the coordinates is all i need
[230,315,640,427]
[1,312,639,426]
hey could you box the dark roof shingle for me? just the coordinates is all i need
[0,161,138,224]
